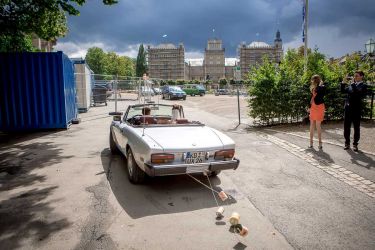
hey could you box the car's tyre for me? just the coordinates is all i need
[127,148,145,184]
[109,131,120,155]
[209,170,221,177]
[183,96,186,100]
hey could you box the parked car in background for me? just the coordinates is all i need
[215,89,230,96]
[161,86,187,100]
[109,103,240,183]
[196,85,206,95]
[140,86,155,96]
[152,87,162,95]
[181,84,205,96]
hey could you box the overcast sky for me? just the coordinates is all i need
[56,0,375,59]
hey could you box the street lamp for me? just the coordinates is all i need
[365,38,375,55]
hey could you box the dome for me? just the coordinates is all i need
[156,43,177,49]
[248,41,271,48]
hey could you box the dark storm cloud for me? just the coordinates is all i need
[59,0,375,57]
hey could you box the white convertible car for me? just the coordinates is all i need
[109,104,239,183]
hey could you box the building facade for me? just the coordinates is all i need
[204,39,225,82]
[185,59,204,81]
[147,43,185,80]
[32,34,56,52]
[239,30,283,79]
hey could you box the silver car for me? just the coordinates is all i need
[109,104,240,183]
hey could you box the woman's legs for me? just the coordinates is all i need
[309,120,315,146]
[316,121,322,148]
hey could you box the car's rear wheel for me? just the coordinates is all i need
[109,131,120,155]
[127,148,145,184]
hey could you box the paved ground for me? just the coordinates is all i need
[0,94,374,250]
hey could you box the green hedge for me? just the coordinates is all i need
[247,48,374,125]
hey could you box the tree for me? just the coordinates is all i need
[219,78,227,87]
[0,0,118,52]
[136,44,147,77]
[85,47,107,75]
[247,57,278,124]
[85,47,135,77]
[0,33,35,52]
[105,52,134,77]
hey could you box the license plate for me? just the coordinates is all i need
[184,151,205,164]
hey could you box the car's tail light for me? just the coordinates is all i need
[151,153,175,164]
[214,149,235,160]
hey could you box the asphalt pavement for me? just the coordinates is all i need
[0,94,374,250]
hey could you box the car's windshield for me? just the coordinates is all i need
[196,85,205,90]
[170,86,183,92]
[127,105,173,118]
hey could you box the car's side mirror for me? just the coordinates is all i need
[109,111,123,122]
[113,115,122,122]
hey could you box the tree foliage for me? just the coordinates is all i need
[135,44,147,77]
[0,0,118,52]
[85,47,135,77]
[219,78,227,87]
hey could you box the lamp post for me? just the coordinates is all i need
[303,0,309,72]
[365,38,375,55]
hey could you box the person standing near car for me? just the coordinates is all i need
[309,75,326,149]
[341,71,368,151]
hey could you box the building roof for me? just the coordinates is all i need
[156,43,177,49]
[248,41,272,48]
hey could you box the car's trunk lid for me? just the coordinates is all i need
[142,126,224,152]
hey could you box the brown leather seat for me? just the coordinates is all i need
[139,116,157,124]
[176,118,189,124]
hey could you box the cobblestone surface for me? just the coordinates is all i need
[264,121,375,154]
[259,133,375,198]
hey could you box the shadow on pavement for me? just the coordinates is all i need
[346,150,375,169]
[306,147,335,164]
[0,136,73,249]
[100,148,237,219]
[0,141,73,191]
[0,187,71,249]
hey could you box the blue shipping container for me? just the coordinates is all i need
[0,51,77,130]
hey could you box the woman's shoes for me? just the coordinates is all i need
[308,141,313,148]
[318,142,323,150]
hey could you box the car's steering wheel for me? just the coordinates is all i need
[128,114,143,125]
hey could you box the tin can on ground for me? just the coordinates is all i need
[218,191,228,201]
[239,226,249,237]
[229,212,240,225]
[216,206,224,218]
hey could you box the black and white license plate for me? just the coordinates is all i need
[184,151,205,164]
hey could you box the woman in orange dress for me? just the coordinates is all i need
[309,75,326,149]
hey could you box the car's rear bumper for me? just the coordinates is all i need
[144,158,240,177]
[171,96,186,100]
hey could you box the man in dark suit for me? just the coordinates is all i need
[341,71,368,151]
